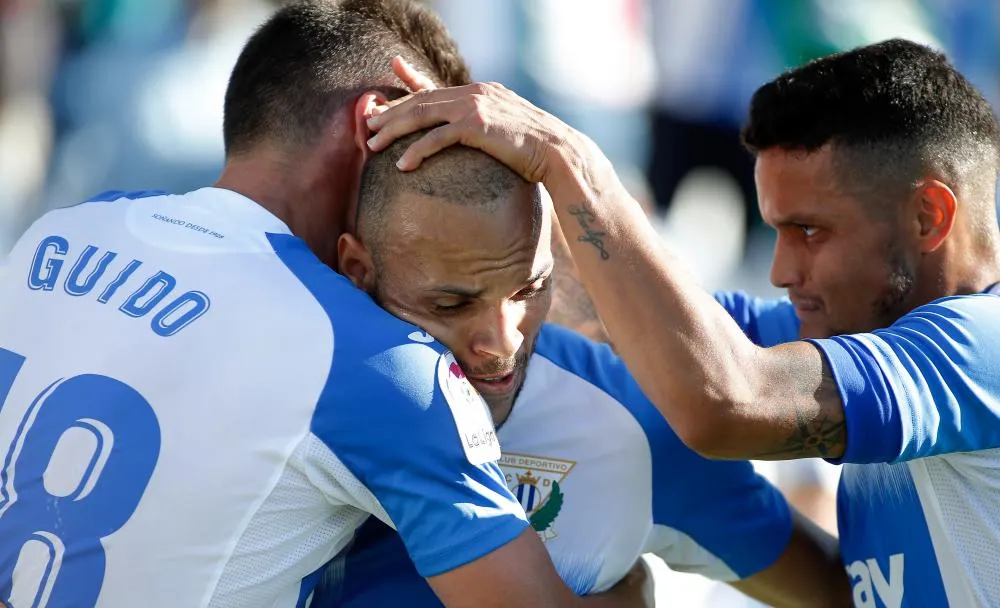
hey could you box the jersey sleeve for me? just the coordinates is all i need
[808,294,1000,464]
[269,234,528,578]
[713,290,799,347]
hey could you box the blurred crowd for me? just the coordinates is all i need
[1,0,997,605]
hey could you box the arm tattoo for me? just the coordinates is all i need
[567,204,611,260]
[757,355,847,460]
[547,224,612,344]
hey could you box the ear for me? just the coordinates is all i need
[352,91,390,157]
[913,180,958,253]
[338,233,377,292]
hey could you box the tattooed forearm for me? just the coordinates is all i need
[567,204,611,260]
[548,218,612,344]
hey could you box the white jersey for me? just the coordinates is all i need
[0,188,526,607]
[314,324,794,606]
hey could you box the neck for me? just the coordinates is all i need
[915,238,1000,305]
[214,146,357,267]
[490,401,515,429]
[951,250,1000,295]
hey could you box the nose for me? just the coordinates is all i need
[470,302,525,361]
[769,232,803,289]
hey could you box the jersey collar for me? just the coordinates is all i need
[194,187,293,236]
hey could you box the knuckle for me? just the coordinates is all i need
[411,102,429,119]
[467,110,488,129]
[469,94,486,112]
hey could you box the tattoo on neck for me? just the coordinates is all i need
[567,204,611,260]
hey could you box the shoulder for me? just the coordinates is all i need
[889,292,1000,337]
[532,324,683,451]
[266,232,444,362]
[266,236,495,462]
[81,190,169,204]
[839,293,1000,369]
[533,323,637,405]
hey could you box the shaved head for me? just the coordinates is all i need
[344,131,550,422]
[356,130,541,264]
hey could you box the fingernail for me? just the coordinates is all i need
[396,157,406,169]
[367,135,378,148]
[367,117,378,129]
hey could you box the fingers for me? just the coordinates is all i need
[395,123,466,171]
[367,83,489,132]
[367,96,474,151]
[392,56,438,93]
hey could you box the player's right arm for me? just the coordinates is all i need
[428,531,653,608]
[548,209,613,345]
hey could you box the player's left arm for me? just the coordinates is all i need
[728,508,848,608]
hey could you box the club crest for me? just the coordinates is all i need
[500,452,576,542]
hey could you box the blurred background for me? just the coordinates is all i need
[1,0,997,605]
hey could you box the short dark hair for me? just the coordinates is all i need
[357,130,535,263]
[742,38,1000,219]
[223,0,471,156]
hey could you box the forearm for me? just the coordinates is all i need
[547,210,613,345]
[730,509,849,608]
[543,141,765,453]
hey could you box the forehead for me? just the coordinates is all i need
[755,146,865,225]
[381,186,551,284]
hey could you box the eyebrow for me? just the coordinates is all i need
[431,261,555,298]
[770,212,826,227]
[525,262,555,286]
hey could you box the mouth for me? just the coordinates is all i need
[790,295,823,315]
[467,369,519,396]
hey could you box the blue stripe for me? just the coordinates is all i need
[82,190,168,205]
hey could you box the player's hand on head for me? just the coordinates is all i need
[366,70,582,185]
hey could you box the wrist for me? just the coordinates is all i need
[542,132,626,211]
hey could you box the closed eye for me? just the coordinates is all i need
[434,300,472,315]
[515,277,551,300]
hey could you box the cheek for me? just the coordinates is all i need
[412,317,474,357]
[813,241,884,311]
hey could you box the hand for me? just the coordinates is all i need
[366,62,595,192]
[392,55,439,95]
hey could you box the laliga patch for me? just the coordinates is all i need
[437,351,500,466]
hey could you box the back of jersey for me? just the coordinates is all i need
[0,189,351,607]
